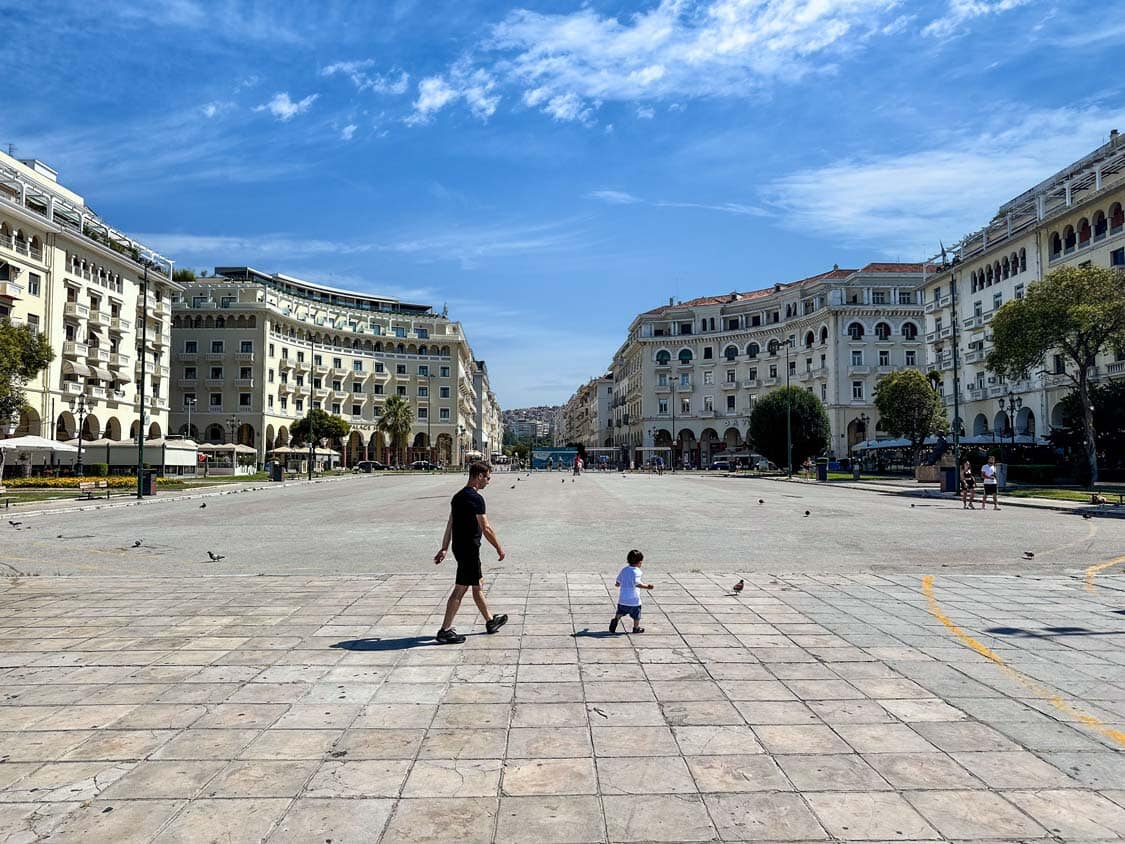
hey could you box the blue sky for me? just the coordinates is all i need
[4,0,1123,407]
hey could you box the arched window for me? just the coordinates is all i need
[874,322,891,341]
[655,350,671,365]
[819,326,828,344]
[901,322,918,340]
[970,271,977,292]
[1049,232,1062,258]
[985,265,994,285]
[746,342,759,359]
[418,345,427,356]
[1063,225,1076,251]
[767,339,779,355]
[1001,257,1010,279]
[1093,210,1108,239]
[1018,247,1026,272]
[1110,202,1124,232]
[678,348,693,365]
[723,345,738,361]
[847,322,864,340]
[1078,217,1091,245]
[803,331,814,348]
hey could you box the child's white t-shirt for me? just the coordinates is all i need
[617,566,642,606]
[982,463,997,482]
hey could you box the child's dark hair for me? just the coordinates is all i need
[626,549,644,565]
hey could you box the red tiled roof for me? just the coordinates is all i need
[858,262,940,273]
[639,266,860,317]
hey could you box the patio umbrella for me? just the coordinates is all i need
[0,435,79,453]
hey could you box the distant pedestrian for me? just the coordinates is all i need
[960,459,976,509]
[981,455,1000,511]
[433,461,508,644]
[609,549,654,634]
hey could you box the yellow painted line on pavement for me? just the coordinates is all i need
[1085,555,1125,593]
[921,574,1125,748]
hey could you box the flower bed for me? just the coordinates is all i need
[3,476,183,489]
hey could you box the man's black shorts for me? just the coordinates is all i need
[453,545,483,585]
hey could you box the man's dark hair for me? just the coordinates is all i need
[468,461,491,479]
[627,549,644,565]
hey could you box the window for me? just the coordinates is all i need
[703,396,714,411]
[394,326,406,338]
[239,393,251,408]
[679,372,689,387]
[295,399,303,412]
[1014,284,1024,300]
[821,384,827,400]
[658,399,668,415]
[703,346,713,359]
[726,395,735,411]
[26,314,39,335]
[352,383,363,393]
[397,386,407,396]
[767,339,779,355]
[993,292,1003,310]
[314,354,323,366]
[852,381,864,400]
[240,367,252,380]
[1053,354,1065,375]
[934,317,943,333]
[678,348,693,364]
[703,371,714,385]
[27,273,40,296]
[375,362,385,373]
[183,393,196,406]
[192,296,208,307]
[726,369,736,383]
[658,373,668,386]
[331,403,341,415]
[440,386,450,398]
[418,386,429,397]
[440,408,450,420]
[297,351,306,363]
[679,322,692,335]
[185,340,198,353]
[185,366,197,379]
[396,364,406,375]
[875,322,891,340]
[1112,247,1125,267]
[417,328,429,339]
[418,407,428,419]
[748,367,757,380]
[905,350,916,366]
[419,365,429,376]
[769,364,778,378]
[332,380,342,391]
[440,366,450,377]
[851,350,863,366]
[898,291,912,305]
[374,384,384,395]
[750,315,761,327]
[210,341,224,353]
[879,350,890,367]
[847,322,864,340]
[746,343,759,358]
[281,348,289,360]
[333,357,342,368]
[209,393,222,407]
[724,345,737,361]
[353,360,363,372]
[209,366,223,379]
[872,291,887,304]
[352,404,361,416]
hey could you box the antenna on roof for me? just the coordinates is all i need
[5,144,14,157]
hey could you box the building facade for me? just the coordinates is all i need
[169,267,500,466]
[1,151,179,447]
[559,375,613,448]
[609,264,930,467]
[923,131,1125,446]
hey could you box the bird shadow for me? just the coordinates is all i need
[985,626,1124,639]
[331,636,442,651]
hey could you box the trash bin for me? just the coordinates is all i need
[816,459,828,483]
[270,461,284,482]
[142,469,158,496]
[940,466,958,493]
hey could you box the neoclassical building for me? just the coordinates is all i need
[169,267,501,465]
[558,374,613,448]
[923,130,1125,445]
[610,263,930,466]
[1,151,179,446]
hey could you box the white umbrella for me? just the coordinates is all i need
[0,435,79,453]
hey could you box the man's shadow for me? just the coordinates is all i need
[331,637,438,651]
[571,629,619,639]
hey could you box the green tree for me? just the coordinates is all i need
[1049,381,1125,483]
[987,265,1125,483]
[748,386,830,471]
[377,394,414,466]
[873,368,947,465]
[0,319,55,426]
[291,408,350,447]
[172,268,197,283]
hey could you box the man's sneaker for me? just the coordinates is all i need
[435,627,466,645]
[609,616,619,633]
[485,613,508,634]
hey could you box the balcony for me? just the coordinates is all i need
[743,378,760,388]
[111,390,127,402]
[762,377,779,387]
[202,405,225,414]
[236,352,255,362]
[88,385,107,400]
[938,326,953,340]
[63,341,89,358]
[923,301,937,314]
[177,352,198,362]
[138,294,157,311]
[110,316,130,332]
[698,409,715,418]
[721,380,739,390]
[847,365,871,375]
[205,378,225,388]
[235,379,254,388]
[964,350,985,364]
[925,331,937,343]
[876,365,895,375]
[133,357,156,373]
[110,353,130,368]
[178,378,198,388]
[87,310,110,327]
[797,370,811,381]
[963,315,983,329]
[62,382,83,395]
[87,347,110,363]
[989,385,1006,397]
[205,351,225,361]
[64,302,90,319]
[938,295,952,308]
[1108,360,1125,376]
[0,280,23,298]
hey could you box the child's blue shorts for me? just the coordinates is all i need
[616,604,641,620]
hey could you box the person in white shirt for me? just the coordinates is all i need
[610,549,654,634]
[981,455,1000,510]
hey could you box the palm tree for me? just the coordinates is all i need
[377,394,414,467]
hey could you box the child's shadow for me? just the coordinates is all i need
[571,629,619,639]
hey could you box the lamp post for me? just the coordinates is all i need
[74,392,88,476]
[999,390,1021,459]
[307,366,315,480]
[855,412,870,468]
[783,339,793,478]
[185,396,196,441]
[670,373,677,473]
[458,424,466,467]
[136,259,150,499]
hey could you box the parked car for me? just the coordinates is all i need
[708,460,731,471]
[410,460,441,471]
[353,460,387,472]
[755,458,778,471]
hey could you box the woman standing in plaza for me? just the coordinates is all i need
[960,459,976,509]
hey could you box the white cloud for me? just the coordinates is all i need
[340,124,358,141]
[406,62,500,125]
[321,60,410,95]
[766,105,1125,258]
[587,190,642,205]
[200,100,234,119]
[487,0,903,122]
[253,91,319,121]
[923,0,1030,38]
[636,106,655,119]
[233,74,260,93]
[587,189,765,216]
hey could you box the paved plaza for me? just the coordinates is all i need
[0,475,1123,841]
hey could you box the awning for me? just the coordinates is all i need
[63,361,92,377]
[90,366,114,381]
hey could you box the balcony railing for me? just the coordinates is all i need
[87,347,110,363]
[88,385,107,400]
[236,352,254,362]
[847,365,871,375]
[234,379,254,388]
[0,280,23,298]
[205,351,225,361]
[963,315,983,329]
[177,352,198,362]
[63,341,88,357]
[178,378,198,388]
[110,316,130,332]
[110,353,130,368]
[1107,360,1125,376]
[88,310,110,327]
[64,302,90,319]
[204,378,225,387]
[62,382,83,395]
[925,330,937,343]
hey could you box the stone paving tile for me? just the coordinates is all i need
[152,797,290,843]
[1003,788,1125,839]
[906,789,1050,839]
[776,753,892,792]
[268,797,395,842]
[705,792,829,841]
[44,799,184,842]
[381,796,499,844]
[805,791,941,840]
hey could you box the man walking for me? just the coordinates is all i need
[433,461,508,644]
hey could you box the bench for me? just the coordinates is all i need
[78,480,110,500]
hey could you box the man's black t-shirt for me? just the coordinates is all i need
[451,486,486,549]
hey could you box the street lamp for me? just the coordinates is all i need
[458,424,466,467]
[227,415,241,445]
[670,372,677,473]
[74,393,88,476]
[998,391,1022,460]
[184,396,196,441]
[783,339,794,478]
[136,258,150,500]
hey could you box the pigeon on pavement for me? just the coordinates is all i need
[804,510,810,517]
[1023,551,1035,559]
[207,551,225,561]
[199,503,207,509]
[758,499,764,505]
[8,520,22,527]
[132,540,143,547]
[733,579,744,593]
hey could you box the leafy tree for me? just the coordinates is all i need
[748,386,830,470]
[172,268,197,283]
[873,368,947,465]
[0,319,55,426]
[290,407,350,447]
[987,265,1125,483]
[377,394,413,466]
[1048,381,1125,483]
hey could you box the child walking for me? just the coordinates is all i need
[610,549,654,633]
